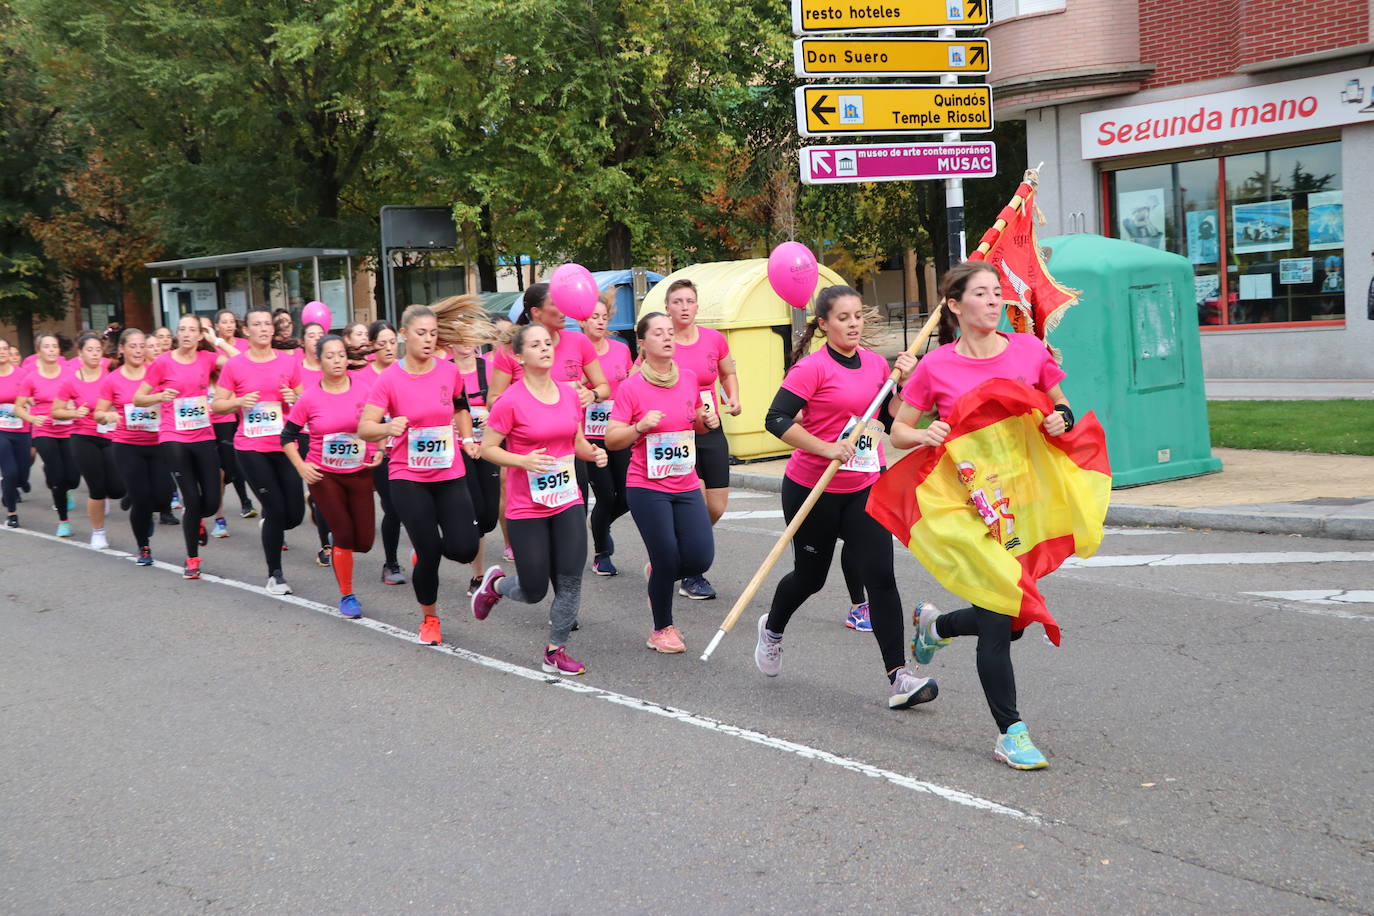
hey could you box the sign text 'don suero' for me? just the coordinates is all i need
[792,0,987,34]
[794,37,989,77]
[795,84,993,137]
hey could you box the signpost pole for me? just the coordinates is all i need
[941,26,967,266]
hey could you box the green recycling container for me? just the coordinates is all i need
[1040,234,1222,488]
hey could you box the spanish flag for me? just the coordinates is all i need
[867,379,1110,645]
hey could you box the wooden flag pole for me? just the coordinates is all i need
[699,305,944,663]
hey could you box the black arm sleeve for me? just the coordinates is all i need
[765,388,807,440]
[280,420,304,450]
[451,394,470,413]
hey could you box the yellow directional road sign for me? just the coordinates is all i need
[794,38,990,77]
[792,0,988,34]
[795,84,992,137]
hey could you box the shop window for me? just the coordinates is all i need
[1106,140,1343,327]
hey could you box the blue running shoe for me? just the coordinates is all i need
[170,491,182,511]
[845,602,872,632]
[136,546,153,567]
[338,594,363,619]
[994,722,1048,770]
[911,601,951,665]
[56,520,72,538]
[678,575,717,600]
[592,554,618,576]
[211,517,229,539]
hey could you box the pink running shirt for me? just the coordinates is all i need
[18,365,73,440]
[486,379,583,519]
[672,325,730,413]
[217,351,302,452]
[901,332,1065,421]
[364,359,465,483]
[98,368,161,446]
[0,368,31,433]
[781,346,891,494]
[144,350,220,444]
[287,380,378,471]
[491,331,598,387]
[58,368,112,437]
[610,369,702,493]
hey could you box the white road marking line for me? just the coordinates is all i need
[1063,551,1374,569]
[1103,527,1180,536]
[1,527,1040,825]
[1244,589,1374,606]
[720,509,785,520]
[725,491,773,499]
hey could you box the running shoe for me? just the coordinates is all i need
[5,514,17,528]
[183,556,201,580]
[646,625,686,654]
[911,601,951,665]
[316,546,331,567]
[419,614,442,645]
[888,666,939,710]
[136,546,153,567]
[381,562,406,585]
[754,614,783,676]
[211,517,229,539]
[198,522,208,547]
[679,575,716,600]
[240,503,258,519]
[55,521,72,538]
[338,594,363,619]
[471,565,505,620]
[592,554,617,576]
[994,722,1048,770]
[541,645,586,676]
[90,530,108,550]
[170,492,182,510]
[159,510,179,526]
[845,602,872,632]
[502,544,514,562]
[266,572,292,595]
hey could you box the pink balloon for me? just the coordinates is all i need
[301,301,331,329]
[768,241,819,309]
[548,263,599,321]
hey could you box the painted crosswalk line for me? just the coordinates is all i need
[1243,590,1374,605]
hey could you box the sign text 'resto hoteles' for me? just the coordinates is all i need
[1081,66,1374,159]
[792,0,988,34]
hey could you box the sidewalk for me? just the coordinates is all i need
[730,447,1374,541]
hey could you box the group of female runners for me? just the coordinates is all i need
[0,259,1070,769]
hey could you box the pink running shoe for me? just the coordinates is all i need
[646,625,686,654]
[502,545,514,562]
[471,565,505,620]
[541,645,586,676]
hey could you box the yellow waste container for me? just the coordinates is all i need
[639,258,847,460]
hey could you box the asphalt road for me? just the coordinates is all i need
[2,492,1372,914]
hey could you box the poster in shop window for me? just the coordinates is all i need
[1185,210,1218,264]
[1279,258,1313,284]
[1308,190,1343,251]
[1232,200,1292,254]
[1194,273,1220,325]
[1117,189,1166,249]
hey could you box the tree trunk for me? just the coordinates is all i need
[475,204,498,292]
[15,311,34,357]
[604,219,632,270]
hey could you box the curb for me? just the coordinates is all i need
[730,470,1374,541]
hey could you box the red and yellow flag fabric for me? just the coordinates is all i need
[867,379,1110,645]
[969,181,1080,348]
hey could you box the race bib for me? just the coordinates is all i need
[529,455,577,509]
[583,400,612,438]
[407,425,453,470]
[173,396,210,432]
[646,430,695,479]
[469,405,489,436]
[96,418,117,435]
[838,416,882,474]
[0,404,23,430]
[124,404,161,433]
[699,389,716,415]
[319,432,365,471]
[50,416,73,427]
[242,400,284,438]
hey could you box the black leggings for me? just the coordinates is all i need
[164,439,221,557]
[841,541,865,605]
[587,443,631,556]
[0,430,32,513]
[112,443,169,550]
[236,449,306,575]
[935,606,1025,733]
[373,458,401,566]
[390,476,480,607]
[33,436,80,521]
[498,507,586,646]
[462,453,501,535]
[213,419,252,509]
[626,486,714,630]
[71,434,125,502]
[766,477,906,675]
[307,469,375,552]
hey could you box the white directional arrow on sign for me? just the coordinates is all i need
[812,150,833,175]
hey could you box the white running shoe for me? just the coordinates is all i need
[266,574,292,596]
[90,530,109,551]
[754,614,783,677]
